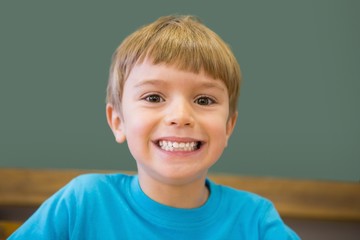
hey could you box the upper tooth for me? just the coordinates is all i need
[159,140,197,149]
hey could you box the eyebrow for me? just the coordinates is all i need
[134,79,226,92]
[199,81,226,92]
[134,79,166,88]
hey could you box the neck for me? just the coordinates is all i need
[138,173,209,209]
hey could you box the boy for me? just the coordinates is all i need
[10,15,300,239]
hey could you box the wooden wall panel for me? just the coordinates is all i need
[1,168,359,221]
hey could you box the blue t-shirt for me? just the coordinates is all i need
[10,173,300,239]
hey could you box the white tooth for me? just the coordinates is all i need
[159,140,200,151]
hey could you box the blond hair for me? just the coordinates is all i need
[107,15,241,117]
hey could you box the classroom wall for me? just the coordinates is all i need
[0,1,359,181]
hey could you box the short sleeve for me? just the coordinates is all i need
[259,201,301,240]
[8,179,77,240]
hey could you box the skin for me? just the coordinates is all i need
[107,58,237,208]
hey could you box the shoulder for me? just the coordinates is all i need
[57,172,134,200]
[39,173,135,220]
[69,172,132,186]
[9,174,136,239]
[208,180,275,224]
[210,179,272,208]
[209,181,300,239]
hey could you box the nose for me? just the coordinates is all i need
[164,98,195,127]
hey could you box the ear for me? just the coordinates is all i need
[106,103,126,143]
[225,111,238,147]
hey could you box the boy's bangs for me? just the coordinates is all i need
[140,29,231,83]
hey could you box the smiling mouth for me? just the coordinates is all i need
[157,140,202,152]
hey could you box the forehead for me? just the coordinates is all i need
[126,59,227,91]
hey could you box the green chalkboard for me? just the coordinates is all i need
[1,1,359,181]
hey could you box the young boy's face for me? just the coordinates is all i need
[107,58,237,185]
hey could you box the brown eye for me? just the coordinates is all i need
[195,96,215,105]
[145,94,163,103]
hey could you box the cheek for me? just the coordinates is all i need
[212,112,229,130]
[123,111,155,144]
[205,116,229,144]
[124,118,151,162]
[125,119,147,141]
